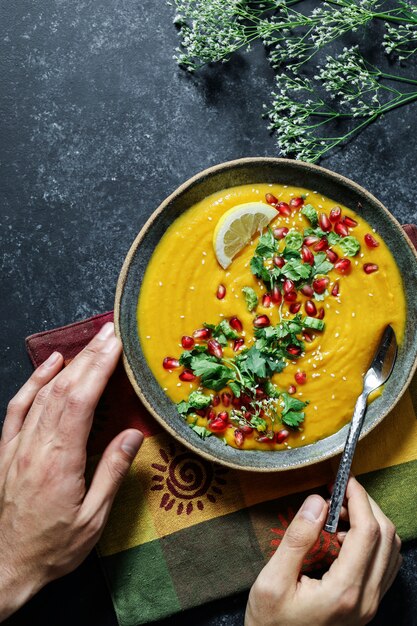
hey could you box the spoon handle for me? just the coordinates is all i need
[324,392,368,533]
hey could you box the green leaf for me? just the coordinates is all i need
[301,203,318,227]
[177,400,190,416]
[216,319,239,340]
[281,392,308,413]
[255,228,277,258]
[327,231,341,246]
[190,357,231,391]
[303,316,325,331]
[282,258,312,281]
[304,227,327,238]
[264,353,286,374]
[187,391,212,410]
[282,411,305,428]
[229,380,241,397]
[339,235,360,257]
[244,347,267,378]
[250,255,271,284]
[250,415,268,432]
[242,286,259,312]
[179,345,209,368]
[284,230,304,251]
[189,423,213,439]
[313,252,333,276]
[264,380,280,398]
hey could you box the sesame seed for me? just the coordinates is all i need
[331,394,335,400]
[335,332,339,338]
[163,387,168,391]
[177,383,182,387]
[201,259,205,265]
[158,281,163,286]
[335,310,340,314]
[330,373,335,378]
[226,272,231,277]
[352,312,355,317]
[190,286,195,290]
[318,204,323,209]
[342,376,347,381]
[301,435,305,441]
[202,251,207,256]
[146,335,151,339]
[180,315,185,319]
[314,405,318,410]
[208,216,212,221]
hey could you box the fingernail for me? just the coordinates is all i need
[97,322,115,340]
[121,431,144,457]
[300,495,325,522]
[43,351,61,368]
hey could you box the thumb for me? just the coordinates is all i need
[82,429,144,522]
[265,495,327,586]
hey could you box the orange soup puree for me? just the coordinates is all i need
[137,184,405,451]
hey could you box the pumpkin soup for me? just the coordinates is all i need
[137,184,405,451]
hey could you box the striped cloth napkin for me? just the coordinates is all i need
[25,224,417,626]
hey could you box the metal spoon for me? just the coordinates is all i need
[324,325,398,534]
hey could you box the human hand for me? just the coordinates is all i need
[0,322,143,621]
[245,476,402,626]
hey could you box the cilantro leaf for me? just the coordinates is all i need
[327,231,341,246]
[255,228,277,258]
[303,316,325,331]
[179,346,209,368]
[241,347,267,379]
[301,203,318,227]
[304,227,327,238]
[264,380,280,398]
[281,392,308,413]
[177,400,190,416]
[284,230,304,251]
[313,252,333,276]
[249,255,272,284]
[282,258,312,281]
[339,235,360,257]
[187,391,212,410]
[250,415,268,432]
[282,411,305,428]
[189,423,212,439]
[190,357,232,390]
[229,380,241,397]
[242,286,259,312]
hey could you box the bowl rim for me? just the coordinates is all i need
[114,157,417,471]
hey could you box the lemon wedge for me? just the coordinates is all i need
[213,202,277,269]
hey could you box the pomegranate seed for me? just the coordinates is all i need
[313,238,329,252]
[284,290,297,302]
[181,335,195,349]
[218,411,229,421]
[325,249,338,263]
[212,395,220,407]
[303,331,314,343]
[343,216,358,228]
[290,196,304,208]
[334,222,349,237]
[240,424,254,435]
[313,277,329,294]
[229,316,243,332]
[233,338,245,352]
[257,435,273,444]
[304,235,320,246]
[255,387,265,399]
[207,339,223,359]
[273,255,285,268]
[221,392,232,407]
[364,233,379,248]
[276,429,289,444]
[207,408,216,420]
[290,302,301,314]
[209,417,228,432]
[265,192,278,206]
[295,371,307,385]
[302,245,314,265]
[231,396,241,408]
[317,308,325,319]
[334,258,351,274]
[262,293,272,308]
[305,300,317,316]
[196,408,207,417]
[331,281,340,297]
[329,206,342,223]
[193,327,211,340]
[234,430,244,447]
[216,284,226,299]
[283,279,295,294]
[163,357,180,370]
[319,213,332,232]
[363,263,379,274]
[277,201,291,216]
[244,411,252,420]
[253,315,271,328]
[271,285,282,304]
[179,369,196,382]
[273,227,289,240]
[240,393,252,407]
[288,385,296,395]
[301,284,314,297]
[287,344,301,356]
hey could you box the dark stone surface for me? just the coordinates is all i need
[1,0,417,624]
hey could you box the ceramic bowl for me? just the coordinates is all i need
[114,158,417,471]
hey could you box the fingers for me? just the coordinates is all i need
[328,477,381,584]
[81,429,144,525]
[381,550,402,598]
[36,323,122,445]
[1,352,64,445]
[261,495,328,587]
